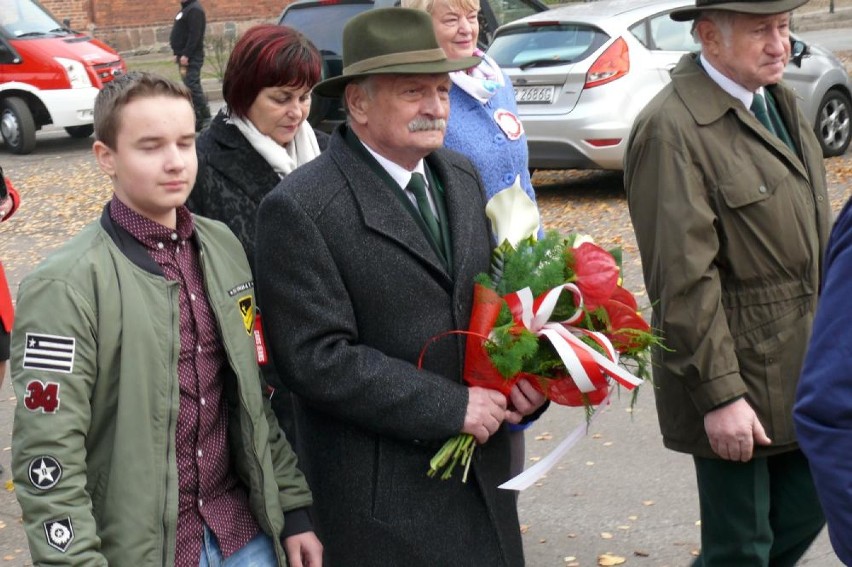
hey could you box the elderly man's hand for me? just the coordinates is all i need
[704,398,772,461]
[505,378,547,424]
[463,386,508,444]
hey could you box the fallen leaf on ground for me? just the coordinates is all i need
[4,480,13,492]
[642,500,654,506]
[520,524,530,534]
[627,515,638,521]
[598,553,626,565]
[634,550,650,557]
[600,532,614,539]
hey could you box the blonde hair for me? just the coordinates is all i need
[401,0,479,15]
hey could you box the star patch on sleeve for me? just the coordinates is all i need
[23,333,76,373]
[28,456,62,491]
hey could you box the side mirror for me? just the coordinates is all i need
[790,39,809,68]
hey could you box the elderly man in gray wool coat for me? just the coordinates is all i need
[254,7,548,567]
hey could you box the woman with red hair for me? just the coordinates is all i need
[188,24,323,440]
[1,167,19,389]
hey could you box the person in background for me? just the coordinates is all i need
[624,0,829,564]
[255,8,546,566]
[794,197,852,565]
[170,0,212,131]
[0,167,19,390]
[10,72,322,566]
[403,0,543,478]
[188,24,324,442]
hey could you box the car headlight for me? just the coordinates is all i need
[54,57,92,88]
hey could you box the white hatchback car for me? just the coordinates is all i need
[487,0,852,170]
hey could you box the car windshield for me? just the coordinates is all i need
[280,4,371,55]
[0,0,66,38]
[488,23,609,68]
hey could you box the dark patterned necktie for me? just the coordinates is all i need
[406,172,441,245]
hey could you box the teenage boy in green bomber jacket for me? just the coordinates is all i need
[10,72,323,567]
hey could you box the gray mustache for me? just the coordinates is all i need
[408,118,447,132]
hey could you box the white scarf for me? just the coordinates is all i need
[450,49,506,104]
[226,108,321,177]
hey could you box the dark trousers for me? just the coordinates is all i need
[181,56,210,129]
[692,450,825,566]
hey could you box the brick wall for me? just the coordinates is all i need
[39,0,292,52]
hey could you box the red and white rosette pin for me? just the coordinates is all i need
[493,108,524,141]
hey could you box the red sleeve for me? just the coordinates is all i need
[2,178,20,222]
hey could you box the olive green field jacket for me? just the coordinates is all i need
[625,54,832,458]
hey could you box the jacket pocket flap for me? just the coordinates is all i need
[717,164,785,209]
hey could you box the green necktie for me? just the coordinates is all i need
[406,172,442,246]
[750,93,776,136]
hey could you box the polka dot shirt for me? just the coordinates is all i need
[109,199,261,565]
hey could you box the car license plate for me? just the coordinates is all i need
[514,86,554,104]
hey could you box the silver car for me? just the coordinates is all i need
[486,0,852,170]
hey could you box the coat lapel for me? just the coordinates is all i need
[426,151,481,288]
[329,131,452,283]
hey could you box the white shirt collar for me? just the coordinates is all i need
[359,140,427,189]
[699,53,763,111]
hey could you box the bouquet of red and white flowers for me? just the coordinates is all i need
[427,230,655,482]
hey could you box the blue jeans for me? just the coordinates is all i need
[199,526,277,567]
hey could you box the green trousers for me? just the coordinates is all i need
[691,450,825,567]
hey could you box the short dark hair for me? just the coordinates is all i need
[223,25,322,119]
[94,72,192,149]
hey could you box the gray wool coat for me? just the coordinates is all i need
[255,126,525,567]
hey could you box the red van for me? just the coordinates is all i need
[0,0,126,154]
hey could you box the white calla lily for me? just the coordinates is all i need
[484,175,541,247]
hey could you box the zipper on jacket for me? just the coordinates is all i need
[162,284,180,566]
[197,240,283,563]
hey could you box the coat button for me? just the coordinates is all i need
[758,185,767,194]
[502,173,515,185]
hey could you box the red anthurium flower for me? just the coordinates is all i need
[609,285,638,311]
[568,243,619,310]
[602,299,651,352]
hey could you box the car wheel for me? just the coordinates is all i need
[65,125,94,139]
[814,89,851,158]
[1,97,37,155]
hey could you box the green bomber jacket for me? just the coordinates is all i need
[11,206,312,565]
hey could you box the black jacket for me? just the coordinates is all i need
[170,0,206,59]
[189,109,328,273]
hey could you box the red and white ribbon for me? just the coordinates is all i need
[503,285,643,392]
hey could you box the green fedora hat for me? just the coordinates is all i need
[670,0,809,21]
[314,7,480,97]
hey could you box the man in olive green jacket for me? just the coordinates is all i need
[10,73,321,566]
[625,1,830,565]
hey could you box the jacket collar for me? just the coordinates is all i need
[327,125,479,286]
[198,113,281,204]
[672,53,807,178]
